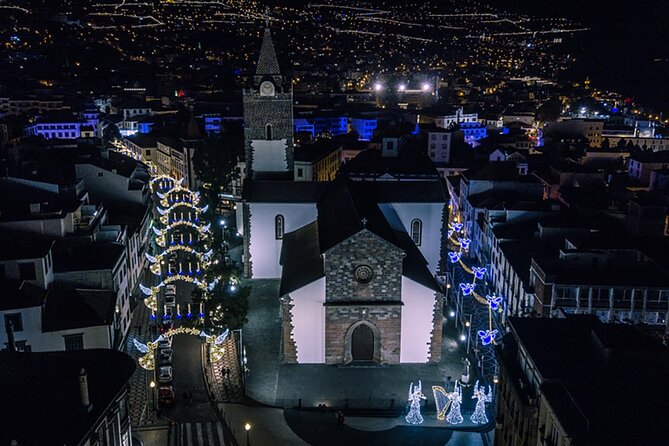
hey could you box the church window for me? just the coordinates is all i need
[266,124,273,140]
[411,219,422,246]
[275,214,284,240]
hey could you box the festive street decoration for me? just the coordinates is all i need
[486,294,503,311]
[470,381,493,424]
[459,283,475,295]
[432,386,451,421]
[472,267,486,280]
[406,381,427,425]
[449,252,462,263]
[445,382,464,425]
[477,329,498,346]
[458,238,471,250]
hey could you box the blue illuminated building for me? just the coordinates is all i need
[350,117,377,141]
[460,122,487,146]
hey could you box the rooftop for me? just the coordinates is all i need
[0,349,135,446]
[53,240,125,273]
[43,284,117,332]
[507,316,669,445]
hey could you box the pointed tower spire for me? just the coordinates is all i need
[255,10,281,76]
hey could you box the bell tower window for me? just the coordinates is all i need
[266,124,273,140]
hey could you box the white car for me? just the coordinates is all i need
[164,294,175,306]
[165,284,177,294]
[158,366,173,384]
[157,337,172,349]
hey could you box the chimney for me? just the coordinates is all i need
[4,318,16,352]
[79,368,92,411]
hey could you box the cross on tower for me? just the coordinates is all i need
[264,6,270,27]
[361,218,368,227]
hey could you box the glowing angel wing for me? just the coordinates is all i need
[133,339,149,354]
[145,253,158,264]
[215,329,230,345]
[139,283,153,296]
[156,207,167,215]
[156,191,165,199]
[200,204,209,213]
[152,226,163,236]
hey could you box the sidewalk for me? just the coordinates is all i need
[207,333,244,403]
[126,301,167,428]
[218,403,309,446]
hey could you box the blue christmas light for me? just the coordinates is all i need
[449,252,462,263]
[452,222,463,232]
[477,329,498,346]
[459,283,475,295]
[472,267,486,280]
[486,295,503,311]
[459,238,471,250]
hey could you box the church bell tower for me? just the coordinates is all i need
[243,17,294,179]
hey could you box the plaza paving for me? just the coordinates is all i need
[244,279,487,418]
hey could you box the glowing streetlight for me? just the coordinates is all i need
[398,84,406,92]
[373,82,383,92]
[245,423,251,446]
[449,311,455,317]
[421,82,431,92]
[460,334,466,342]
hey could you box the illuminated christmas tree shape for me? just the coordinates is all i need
[405,380,427,425]
[445,382,464,425]
[470,381,493,424]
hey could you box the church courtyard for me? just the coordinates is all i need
[244,279,488,423]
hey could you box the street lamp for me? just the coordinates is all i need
[421,82,431,92]
[245,423,251,446]
[373,82,383,92]
[397,84,406,93]
[149,380,156,411]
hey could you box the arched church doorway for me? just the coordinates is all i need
[351,323,374,361]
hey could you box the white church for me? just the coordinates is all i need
[236,24,447,365]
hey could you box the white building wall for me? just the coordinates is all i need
[400,277,435,363]
[251,139,289,172]
[381,202,444,274]
[0,307,112,351]
[248,203,317,278]
[75,164,145,205]
[0,218,68,238]
[290,277,326,363]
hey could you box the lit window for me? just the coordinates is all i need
[411,219,422,246]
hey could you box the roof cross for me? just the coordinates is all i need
[361,218,368,227]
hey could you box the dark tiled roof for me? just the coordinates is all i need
[0,179,82,222]
[279,221,324,295]
[242,180,331,202]
[0,229,54,261]
[0,349,135,445]
[0,279,47,311]
[53,240,125,273]
[508,316,669,445]
[341,149,439,178]
[42,284,116,332]
[294,139,341,163]
[629,149,669,163]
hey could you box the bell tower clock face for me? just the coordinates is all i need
[259,81,276,97]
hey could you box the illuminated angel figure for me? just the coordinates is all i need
[477,329,498,346]
[486,294,503,311]
[470,381,493,424]
[459,283,475,296]
[458,238,471,250]
[448,252,462,263]
[452,222,463,232]
[133,339,149,354]
[405,380,427,425]
[445,382,464,425]
[472,267,486,280]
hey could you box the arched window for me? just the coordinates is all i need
[265,123,273,140]
[275,214,284,240]
[411,219,422,246]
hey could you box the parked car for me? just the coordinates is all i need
[165,284,177,294]
[158,366,173,384]
[157,337,172,349]
[164,294,176,306]
[158,348,173,365]
[158,385,175,406]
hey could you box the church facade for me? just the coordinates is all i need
[238,25,447,365]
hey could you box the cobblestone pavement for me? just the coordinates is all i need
[125,301,167,428]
